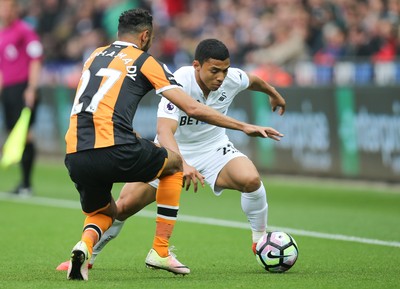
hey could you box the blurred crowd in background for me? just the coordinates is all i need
[15,0,400,87]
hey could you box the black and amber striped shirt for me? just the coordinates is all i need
[65,41,179,154]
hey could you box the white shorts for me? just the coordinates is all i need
[149,140,247,195]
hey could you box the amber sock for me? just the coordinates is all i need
[81,213,113,255]
[153,172,183,257]
[153,223,173,256]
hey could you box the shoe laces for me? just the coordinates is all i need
[168,246,177,258]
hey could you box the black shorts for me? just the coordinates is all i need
[64,139,168,214]
[0,82,39,130]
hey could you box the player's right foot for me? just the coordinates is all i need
[88,252,97,267]
[145,248,190,275]
[252,243,257,255]
[67,241,91,280]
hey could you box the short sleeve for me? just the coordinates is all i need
[157,96,180,121]
[229,67,250,91]
[141,56,180,93]
[23,26,43,60]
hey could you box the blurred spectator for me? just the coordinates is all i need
[314,22,347,65]
[248,4,310,74]
[345,25,375,58]
[371,18,398,62]
[305,0,340,55]
[36,0,62,62]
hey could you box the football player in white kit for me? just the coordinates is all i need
[57,38,286,271]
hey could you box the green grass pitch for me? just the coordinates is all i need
[0,158,399,289]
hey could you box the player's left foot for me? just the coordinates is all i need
[56,260,93,271]
[67,241,91,280]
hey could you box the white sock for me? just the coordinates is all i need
[90,219,125,264]
[240,182,268,243]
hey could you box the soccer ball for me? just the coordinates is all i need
[255,231,298,273]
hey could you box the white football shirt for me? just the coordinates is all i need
[157,65,249,153]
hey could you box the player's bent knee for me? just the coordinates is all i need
[242,175,261,193]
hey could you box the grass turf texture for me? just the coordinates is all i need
[0,158,399,289]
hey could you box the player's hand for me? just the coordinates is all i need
[182,162,205,192]
[243,124,283,141]
[24,87,36,108]
[269,92,286,116]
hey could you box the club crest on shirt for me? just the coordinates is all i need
[164,101,178,114]
[218,90,227,102]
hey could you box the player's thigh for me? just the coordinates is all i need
[65,152,114,214]
[216,156,261,192]
[120,139,169,182]
[159,148,183,177]
[116,182,156,220]
[65,143,162,214]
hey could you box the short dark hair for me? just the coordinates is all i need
[118,8,153,35]
[194,39,230,65]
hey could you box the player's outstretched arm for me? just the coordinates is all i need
[242,124,283,141]
[161,88,282,139]
[247,73,286,116]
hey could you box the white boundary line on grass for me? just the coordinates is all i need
[1,192,400,248]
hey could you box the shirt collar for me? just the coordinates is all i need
[113,40,139,49]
